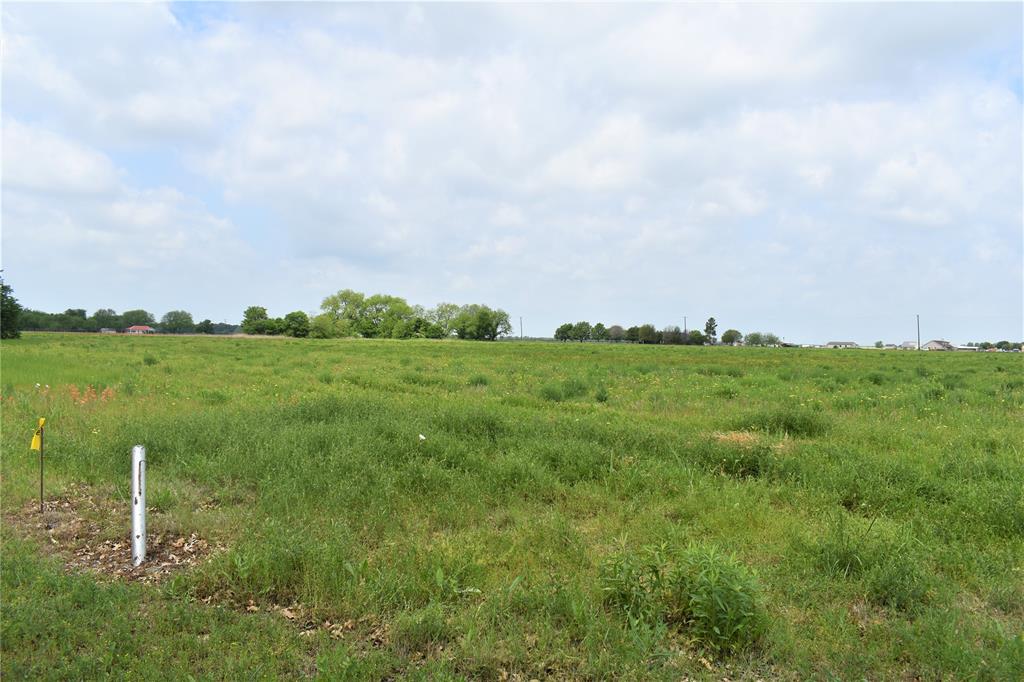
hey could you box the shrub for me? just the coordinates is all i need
[467,374,489,387]
[600,542,766,654]
[666,545,767,654]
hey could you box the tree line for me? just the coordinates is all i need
[242,290,512,341]
[14,306,237,335]
[554,317,780,346]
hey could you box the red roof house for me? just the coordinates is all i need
[125,325,156,335]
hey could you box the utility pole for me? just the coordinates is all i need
[916,314,920,350]
[519,316,523,340]
[683,316,687,334]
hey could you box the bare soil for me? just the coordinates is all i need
[5,484,223,583]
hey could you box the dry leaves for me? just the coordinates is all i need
[6,485,222,584]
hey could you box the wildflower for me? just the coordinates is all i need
[419,434,426,441]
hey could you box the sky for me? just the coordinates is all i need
[2,2,1022,344]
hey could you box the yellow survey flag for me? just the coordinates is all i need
[30,417,45,451]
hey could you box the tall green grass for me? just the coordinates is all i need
[1,334,1021,678]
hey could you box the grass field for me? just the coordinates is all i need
[2,333,1022,679]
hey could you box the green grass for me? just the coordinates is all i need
[2,333,1022,679]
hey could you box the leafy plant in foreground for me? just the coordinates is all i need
[601,542,767,654]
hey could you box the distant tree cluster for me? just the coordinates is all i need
[241,306,310,337]
[967,340,1022,351]
[555,317,743,346]
[743,332,781,346]
[17,304,237,334]
[245,290,512,341]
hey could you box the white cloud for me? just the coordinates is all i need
[1,2,1020,342]
[2,119,119,194]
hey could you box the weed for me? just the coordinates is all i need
[735,407,831,438]
[666,545,767,654]
[601,542,766,654]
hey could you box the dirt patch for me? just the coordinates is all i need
[6,484,223,583]
[712,430,761,447]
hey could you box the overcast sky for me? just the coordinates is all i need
[2,2,1021,344]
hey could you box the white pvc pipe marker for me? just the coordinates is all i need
[131,445,146,566]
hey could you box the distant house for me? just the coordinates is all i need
[900,341,918,350]
[922,339,954,351]
[125,325,156,335]
[955,345,979,352]
[825,341,858,349]
[99,328,118,334]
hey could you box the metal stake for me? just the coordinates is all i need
[131,445,146,566]
[39,424,44,514]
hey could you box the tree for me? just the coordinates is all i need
[625,326,640,343]
[662,326,683,344]
[195,319,215,334]
[241,306,270,334]
[608,325,625,342]
[453,304,511,341]
[571,321,592,342]
[161,310,195,334]
[283,311,310,338]
[764,333,780,346]
[1,277,22,339]
[638,324,657,344]
[874,341,884,348]
[317,289,366,337]
[687,329,707,345]
[321,289,366,321]
[592,323,608,341]
[122,309,156,327]
[429,303,461,338]
[92,308,121,329]
[310,313,344,339]
[64,308,87,319]
[554,323,573,341]
[721,329,742,345]
[704,317,717,344]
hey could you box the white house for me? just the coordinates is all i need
[825,341,858,349]
[922,339,954,351]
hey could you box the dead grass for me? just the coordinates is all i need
[5,484,223,583]
[713,430,761,447]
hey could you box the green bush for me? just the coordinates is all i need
[601,543,766,654]
[666,545,767,654]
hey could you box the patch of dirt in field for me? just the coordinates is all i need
[6,484,223,583]
[713,430,761,446]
